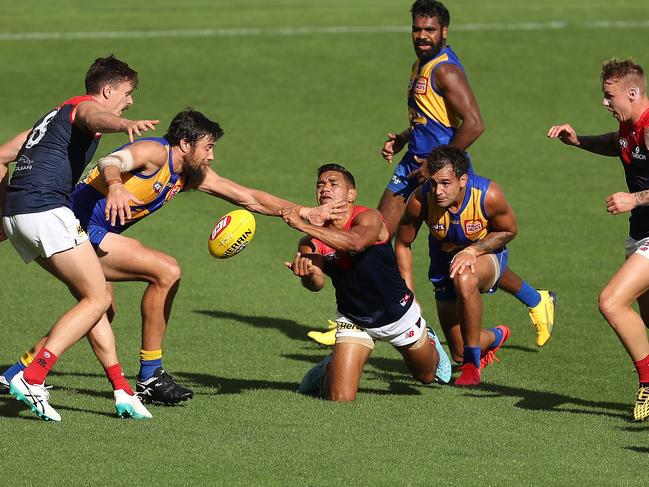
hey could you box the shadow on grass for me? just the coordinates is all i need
[465,382,631,420]
[194,309,314,341]
[174,370,413,397]
[625,446,649,453]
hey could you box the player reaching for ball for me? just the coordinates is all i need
[0,108,345,408]
[283,163,452,401]
[548,58,649,421]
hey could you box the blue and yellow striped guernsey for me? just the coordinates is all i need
[72,137,186,245]
[421,172,493,284]
[407,46,464,156]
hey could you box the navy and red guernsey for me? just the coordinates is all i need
[5,95,101,217]
[618,107,649,240]
[313,206,414,328]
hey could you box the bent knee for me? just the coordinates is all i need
[452,272,479,296]
[153,255,182,287]
[327,385,358,402]
[414,371,435,384]
[598,288,622,320]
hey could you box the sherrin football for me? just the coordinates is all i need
[208,209,256,259]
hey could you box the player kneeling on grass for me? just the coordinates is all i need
[1,109,344,407]
[395,146,517,386]
[283,164,451,401]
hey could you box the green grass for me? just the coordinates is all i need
[2,0,649,485]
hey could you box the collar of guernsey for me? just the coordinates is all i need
[421,171,491,254]
[408,46,464,155]
[81,137,185,222]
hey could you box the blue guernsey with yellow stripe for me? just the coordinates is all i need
[421,172,495,284]
[72,137,185,245]
[407,46,464,156]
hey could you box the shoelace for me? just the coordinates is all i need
[480,351,500,368]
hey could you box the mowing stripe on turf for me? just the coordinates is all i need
[0,20,648,41]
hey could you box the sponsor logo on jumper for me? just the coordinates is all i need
[464,220,484,234]
[632,146,647,160]
[414,76,428,94]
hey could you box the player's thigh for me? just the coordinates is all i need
[327,342,372,401]
[396,331,436,382]
[38,240,107,300]
[474,253,501,293]
[97,233,179,282]
[602,253,649,307]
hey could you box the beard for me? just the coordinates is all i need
[182,162,208,189]
[414,38,444,63]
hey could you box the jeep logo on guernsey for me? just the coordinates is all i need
[464,220,484,234]
[210,215,231,241]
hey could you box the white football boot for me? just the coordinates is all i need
[9,371,61,422]
[114,389,153,419]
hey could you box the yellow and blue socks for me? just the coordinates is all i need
[514,281,542,308]
[2,351,34,384]
[138,349,163,381]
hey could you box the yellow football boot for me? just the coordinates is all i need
[633,386,649,422]
[306,321,337,346]
[528,290,557,347]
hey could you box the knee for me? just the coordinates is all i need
[153,255,182,288]
[598,287,620,322]
[327,384,357,402]
[453,272,478,298]
[414,371,435,385]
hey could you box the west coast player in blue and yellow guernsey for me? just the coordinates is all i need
[1,109,345,405]
[396,146,517,386]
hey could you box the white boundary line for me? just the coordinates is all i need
[0,20,648,41]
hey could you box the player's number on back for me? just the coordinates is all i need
[25,109,58,149]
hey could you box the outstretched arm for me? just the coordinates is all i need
[394,187,426,292]
[282,206,384,253]
[74,100,159,142]
[197,167,344,224]
[547,124,619,157]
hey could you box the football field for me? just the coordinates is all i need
[2,0,649,484]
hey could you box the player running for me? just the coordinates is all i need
[395,146,516,386]
[283,163,451,401]
[548,58,649,421]
[0,55,158,421]
[1,108,344,406]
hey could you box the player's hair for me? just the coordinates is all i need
[163,108,225,146]
[317,163,356,188]
[601,58,646,93]
[411,0,450,27]
[427,145,469,178]
[84,55,139,94]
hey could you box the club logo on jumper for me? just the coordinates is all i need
[464,220,484,234]
[399,293,411,307]
[619,138,628,149]
[632,146,647,160]
[153,181,164,194]
[392,174,402,185]
[414,76,428,94]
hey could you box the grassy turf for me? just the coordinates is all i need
[2,0,649,485]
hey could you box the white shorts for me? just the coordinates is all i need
[625,236,649,260]
[334,301,426,349]
[3,207,88,263]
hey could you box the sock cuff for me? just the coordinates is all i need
[140,349,163,361]
[20,351,34,367]
[634,353,649,367]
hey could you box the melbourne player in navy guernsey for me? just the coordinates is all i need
[285,163,451,401]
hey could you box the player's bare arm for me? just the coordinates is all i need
[381,128,411,163]
[606,189,649,215]
[99,141,164,226]
[74,100,159,142]
[394,187,426,291]
[450,182,516,277]
[435,63,485,150]
[282,206,384,253]
[547,124,619,156]
[198,167,344,225]
[284,237,325,292]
